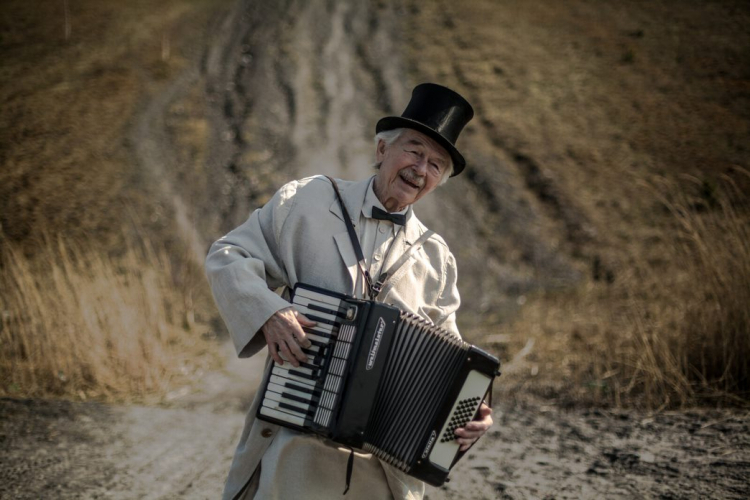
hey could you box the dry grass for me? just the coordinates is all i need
[0,0,228,403]
[635,171,750,404]
[404,0,750,408]
[0,233,217,401]
[499,171,750,408]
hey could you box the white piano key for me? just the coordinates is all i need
[272,366,319,386]
[304,330,335,343]
[304,344,322,354]
[260,405,307,427]
[262,397,311,415]
[299,323,336,338]
[269,374,316,391]
[260,400,309,423]
[279,352,318,365]
[294,304,338,331]
[264,389,314,412]
[294,287,342,308]
[276,363,315,377]
[293,296,341,322]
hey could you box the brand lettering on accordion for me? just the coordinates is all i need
[422,430,437,459]
[366,317,386,370]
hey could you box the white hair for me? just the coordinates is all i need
[373,128,454,185]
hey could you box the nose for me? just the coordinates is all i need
[412,156,428,174]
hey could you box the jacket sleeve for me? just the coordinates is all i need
[204,181,299,358]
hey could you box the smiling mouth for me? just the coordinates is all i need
[399,173,421,190]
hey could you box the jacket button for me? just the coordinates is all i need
[261,428,273,438]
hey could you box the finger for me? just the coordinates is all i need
[458,427,486,438]
[455,427,484,439]
[462,420,490,432]
[478,404,492,416]
[290,318,312,350]
[457,436,477,451]
[295,312,317,327]
[281,329,309,362]
[277,339,301,367]
[267,341,284,366]
[459,442,473,452]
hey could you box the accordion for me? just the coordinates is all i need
[257,283,501,486]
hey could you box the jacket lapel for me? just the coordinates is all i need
[328,177,372,294]
[378,211,426,299]
[327,176,370,225]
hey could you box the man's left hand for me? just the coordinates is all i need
[454,402,493,452]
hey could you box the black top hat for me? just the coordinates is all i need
[376,83,474,176]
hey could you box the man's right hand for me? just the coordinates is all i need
[261,307,315,367]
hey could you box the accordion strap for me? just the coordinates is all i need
[371,229,434,297]
[326,176,376,299]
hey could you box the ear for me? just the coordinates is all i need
[376,139,387,162]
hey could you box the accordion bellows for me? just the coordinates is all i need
[257,283,500,486]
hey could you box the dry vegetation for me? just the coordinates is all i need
[498,172,750,408]
[404,0,750,408]
[0,0,230,401]
[1,0,748,410]
[0,235,217,401]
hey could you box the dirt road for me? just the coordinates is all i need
[2,355,748,499]
[2,0,749,498]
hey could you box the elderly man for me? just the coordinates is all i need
[206,83,493,500]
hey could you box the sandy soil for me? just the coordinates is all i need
[2,0,749,498]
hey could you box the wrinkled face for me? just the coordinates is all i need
[373,129,450,212]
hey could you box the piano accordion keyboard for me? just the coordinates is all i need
[259,287,358,430]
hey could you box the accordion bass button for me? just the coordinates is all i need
[261,428,273,438]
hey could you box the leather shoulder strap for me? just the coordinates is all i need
[325,176,374,298]
[371,229,435,297]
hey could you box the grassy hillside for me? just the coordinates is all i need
[0,0,232,400]
[403,0,750,407]
[1,0,748,407]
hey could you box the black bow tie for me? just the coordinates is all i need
[371,206,406,225]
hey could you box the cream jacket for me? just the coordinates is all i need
[205,175,461,500]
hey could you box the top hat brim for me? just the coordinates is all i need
[376,116,466,176]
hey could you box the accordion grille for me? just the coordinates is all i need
[363,311,468,470]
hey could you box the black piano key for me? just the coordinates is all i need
[304,302,347,318]
[282,392,318,406]
[303,327,335,340]
[285,381,318,396]
[304,314,339,327]
[279,401,315,417]
[288,369,317,381]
